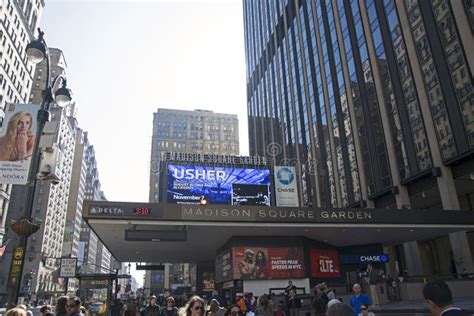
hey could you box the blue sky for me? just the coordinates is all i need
[41,0,248,203]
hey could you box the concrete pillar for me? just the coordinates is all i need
[450,0,474,74]
[358,0,411,209]
[309,0,341,207]
[164,263,170,289]
[403,242,424,276]
[332,1,371,207]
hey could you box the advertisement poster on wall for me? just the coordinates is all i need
[0,103,39,185]
[167,165,271,205]
[232,247,304,280]
[274,166,299,207]
[310,249,341,278]
[202,271,215,292]
[215,251,232,283]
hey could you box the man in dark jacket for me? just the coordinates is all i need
[145,296,161,316]
[312,284,329,316]
[423,279,471,316]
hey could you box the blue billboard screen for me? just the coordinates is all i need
[167,165,271,205]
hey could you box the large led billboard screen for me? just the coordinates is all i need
[167,165,271,205]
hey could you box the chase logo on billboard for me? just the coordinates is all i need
[277,167,294,185]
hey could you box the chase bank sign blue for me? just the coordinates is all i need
[340,254,389,264]
[277,167,294,185]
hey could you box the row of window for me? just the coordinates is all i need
[244,0,472,207]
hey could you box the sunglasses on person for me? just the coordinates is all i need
[193,305,204,311]
[66,304,76,308]
[360,308,367,311]
[230,311,240,315]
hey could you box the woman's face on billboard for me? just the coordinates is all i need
[17,114,31,133]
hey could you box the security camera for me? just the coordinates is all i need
[36,145,63,184]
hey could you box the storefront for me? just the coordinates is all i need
[81,201,474,300]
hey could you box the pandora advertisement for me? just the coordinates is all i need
[167,165,271,205]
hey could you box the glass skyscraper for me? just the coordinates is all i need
[243,0,474,275]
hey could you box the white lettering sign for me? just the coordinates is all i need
[60,258,77,278]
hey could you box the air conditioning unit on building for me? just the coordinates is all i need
[37,144,63,184]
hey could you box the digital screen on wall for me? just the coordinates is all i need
[167,165,271,205]
[232,247,304,280]
[310,249,341,278]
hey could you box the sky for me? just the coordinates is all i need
[41,0,248,285]
[41,0,248,203]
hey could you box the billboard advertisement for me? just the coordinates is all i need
[232,247,304,280]
[167,165,271,205]
[274,166,299,207]
[0,103,39,184]
[202,271,215,292]
[215,251,232,283]
[310,249,341,278]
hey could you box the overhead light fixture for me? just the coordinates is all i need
[199,196,208,206]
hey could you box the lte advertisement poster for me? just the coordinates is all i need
[167,165,271,205]
[310,249,341,278]
[0,103,39,185]
[232,247,304,280]
[274,166,299,207]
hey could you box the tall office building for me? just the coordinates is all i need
[62,119,86,292]
[147,108,239,293]
[243,0,473,275]
[0,0,45,249]
[77,133,113,274]
[149,108,239,202]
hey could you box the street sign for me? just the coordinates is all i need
[136,264,164,270]
[60,258,77,278]
[117,274,132,279]
[21,286,31,293]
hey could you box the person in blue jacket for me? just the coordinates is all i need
[349,283,371,316]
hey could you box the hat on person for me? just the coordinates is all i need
[327,299,341,309]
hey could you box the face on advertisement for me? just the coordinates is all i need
[0,111,34,162]
[256,251,266,265]
[17,115,32,134]
[245,250,254,263]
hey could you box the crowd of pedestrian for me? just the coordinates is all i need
[4,278,468,316]
[5,295,88,316]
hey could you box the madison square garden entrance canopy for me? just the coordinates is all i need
[82,201,474,264]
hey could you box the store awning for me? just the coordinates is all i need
[82,201,474,263]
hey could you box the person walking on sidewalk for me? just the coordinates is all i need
[349,283,371,316]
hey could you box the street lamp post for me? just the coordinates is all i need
[6,28,72,308]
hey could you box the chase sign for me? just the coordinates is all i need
[274,166,299,207]
[277,167,294,185]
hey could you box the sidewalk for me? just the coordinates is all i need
[372,297,474,314]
